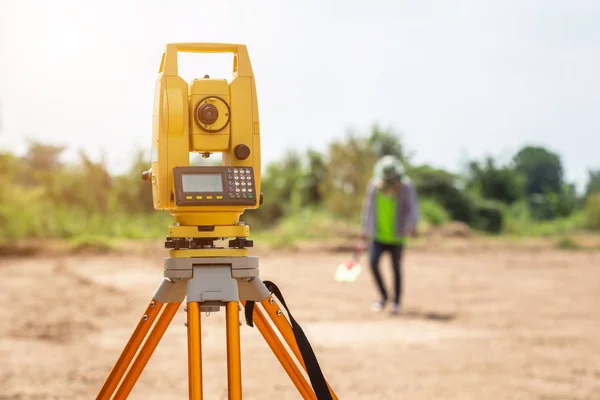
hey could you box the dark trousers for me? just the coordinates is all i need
[369,240,404,304]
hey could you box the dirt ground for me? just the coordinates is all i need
[1,240,600,399]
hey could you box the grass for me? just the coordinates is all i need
[555,236,584,250]
[69,234,118,253]
[250,207,360,250]
[503,211,586,238]
[0,206,172,243]
[1,198,599,255]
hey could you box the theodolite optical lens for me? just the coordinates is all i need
[197,103,219,125]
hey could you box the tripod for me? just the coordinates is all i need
[95,252,338,399]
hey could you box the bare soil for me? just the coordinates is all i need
[1,241,599,399]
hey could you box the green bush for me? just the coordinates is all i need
[0,183,55,241]
[419,198,450,226]
[556,236,583,250]
[584,193,600,230]
[474,198,504,234]
[502,200,585,236]
[411,166,478,226]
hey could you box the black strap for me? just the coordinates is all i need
[245,281,333,400]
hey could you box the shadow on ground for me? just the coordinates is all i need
[398,308,458,322]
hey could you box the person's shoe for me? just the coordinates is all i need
[371,300,386,312]
[390,302,401,315]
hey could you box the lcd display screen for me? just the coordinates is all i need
[182,173,224,192]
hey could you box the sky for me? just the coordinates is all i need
[0,0,599,192]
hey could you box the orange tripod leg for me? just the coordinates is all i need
[96,298,163,400]
[225,302,242,400]
[248,302,317,400]
[187,302,203,400]
[261,296,339,400]
[113,302,181,399]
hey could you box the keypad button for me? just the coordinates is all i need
[242,194,247,198]
[236,188,240,192]
[245,169,251,173]
[234,176,239,180]
[236,194,241,198]
[233,169,239,173]
[235,181,239,186]
[248,189,253,193]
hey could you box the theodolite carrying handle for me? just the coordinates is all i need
[159,42,254,78]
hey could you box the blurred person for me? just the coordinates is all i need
[359,155,420,315]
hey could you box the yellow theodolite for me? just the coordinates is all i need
[95,43,338,400]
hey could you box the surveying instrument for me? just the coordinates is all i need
[94,43,338,399]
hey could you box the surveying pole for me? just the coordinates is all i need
[94,43,338,400]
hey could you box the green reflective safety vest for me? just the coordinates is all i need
[375,190,407,245]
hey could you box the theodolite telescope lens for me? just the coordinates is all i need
[197,103,219,125]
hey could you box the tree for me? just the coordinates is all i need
[243,150,306,227]
[320,132,376,219]
[110,149,154,214]
[367,123,412,167]
[511,145,570,220]
[584,193,600,230]
[302,149,327,206]
[584,169,600,199]
[512,146,564,196]
[24,141,65,172]
[466,155,524,205]
[410,164,478,225]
